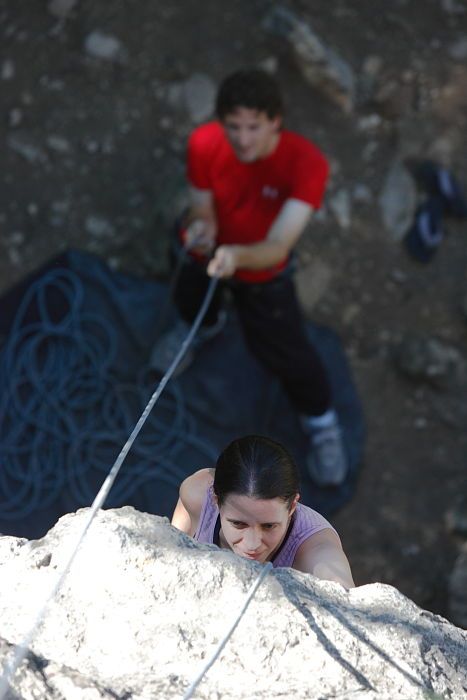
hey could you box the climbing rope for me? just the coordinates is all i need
[0,269,219,699]
[182,562,273,699]
[0,265,218,521]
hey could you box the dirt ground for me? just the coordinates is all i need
[1,1,467,620]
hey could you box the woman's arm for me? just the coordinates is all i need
[171,496,193,534]
[171,468,213,537]
[293,529,355,589]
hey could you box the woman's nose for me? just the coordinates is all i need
[243,529,261,551]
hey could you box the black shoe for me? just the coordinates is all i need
[411,160,467,219]
[404,197,444,264]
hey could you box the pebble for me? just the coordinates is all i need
[48,0,78,19]
[1,59,15,80]
[352,183,373,204]
[85,215,115,238]
[47,135,71,153]
[449,36,467,60]
[8,108,23,128]
[329,189,352,229]
[183,73,216,123]
[84,31,126,62]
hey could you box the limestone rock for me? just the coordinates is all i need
[448,544,467,629]
[263,6,355,112]
[393,334,467,390]
[296,258,333,314]
[0,507,466,699]
[379,160,417,241]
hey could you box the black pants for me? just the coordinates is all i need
[173,253,332,417]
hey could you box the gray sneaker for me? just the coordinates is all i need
[301,417,348,487]
[149,312,226,377]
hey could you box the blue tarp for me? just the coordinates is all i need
[0,250,365,538]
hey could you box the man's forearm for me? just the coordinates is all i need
[229,240,290,270]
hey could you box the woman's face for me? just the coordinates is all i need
[218,493,299,563]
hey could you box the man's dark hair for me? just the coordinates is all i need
[216,69,284,120]
[213,435,299,509]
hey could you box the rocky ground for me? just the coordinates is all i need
[1,0,467,623]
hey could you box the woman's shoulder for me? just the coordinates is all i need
[179,468,215,517]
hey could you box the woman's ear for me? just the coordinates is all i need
[289,492,300,515]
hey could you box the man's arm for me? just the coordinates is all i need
[184,186,217,254]
[207,198,313,278]
[293,528,355,588]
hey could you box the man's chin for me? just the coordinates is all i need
[235,150,257,163]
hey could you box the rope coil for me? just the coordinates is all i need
[0,269,220,698]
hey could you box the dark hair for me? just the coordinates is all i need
[216,69,284,121]
[213,435,299,509]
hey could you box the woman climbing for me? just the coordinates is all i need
[171,434,354,588]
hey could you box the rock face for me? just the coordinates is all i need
[1,508,466,699]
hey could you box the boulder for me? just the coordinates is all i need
[0,507,466,699]
[263,6,355,113]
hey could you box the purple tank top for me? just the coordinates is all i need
[194,483,338,568]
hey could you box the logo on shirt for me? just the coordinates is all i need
[262,185,279,199]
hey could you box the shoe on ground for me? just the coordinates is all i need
[412,160,467,219]
[404,196,444,264]
[301,416,348,487]
[149,312,226,377]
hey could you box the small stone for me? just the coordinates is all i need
[27,203,39,216]
[258,56,279,74]
[362,55,383,77]
[414,417,428,429]
[183,73,216,123]
[357,114,382,131]
[47,135,71,153]
[352,183,373,204]
[296,258,333,315]
[85,215,115,238]
[84,139,99,154]
[379,160,417,241]
[84,31,126,62]
[446,496,467,537]
[448,544,467,629]
[8,248,21,265]
[8,108,23,128]
[329,189,352,229]
[449,36,467,60]
[9,231,24,246]
[1,59,15,80]
[51,201,70,214]
[7,134,48,164]
[159,117,172,130]
[441,0,466,13]
[48,0,78,18]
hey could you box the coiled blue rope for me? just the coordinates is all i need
[0,266,218,521]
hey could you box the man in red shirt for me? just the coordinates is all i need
[151,68,347,487]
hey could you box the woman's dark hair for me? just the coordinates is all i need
[213,435,300,509]
[216,69,284,121]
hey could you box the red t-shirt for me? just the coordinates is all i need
[186,121,329,282]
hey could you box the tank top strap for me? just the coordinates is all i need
[194,482,218,544]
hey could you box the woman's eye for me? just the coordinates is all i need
[262,524,276,531]
[232,522,246,529]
